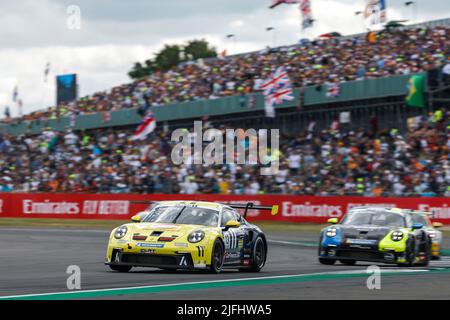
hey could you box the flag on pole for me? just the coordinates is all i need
[132,110,156,140]
[4,106,10,118]
[44,62,51,82]
[18,99,23,117]
[364,0,387,29]
[12,86,18,102]
[300,0,314,30]
[406,74,426,108]
[270,0,300,9]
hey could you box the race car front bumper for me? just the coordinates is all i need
[106,240,209,270]
[319,246,410,264]
[106,249,197,269]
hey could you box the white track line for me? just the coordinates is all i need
[0,268,430,300]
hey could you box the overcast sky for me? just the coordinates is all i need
[1,0,448,117]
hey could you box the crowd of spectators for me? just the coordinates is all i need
[6,25,449,123]
[0,110,448,197]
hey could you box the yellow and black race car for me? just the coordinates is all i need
[319,207,433,267]
[105,201,277,273]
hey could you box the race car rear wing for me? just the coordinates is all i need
[227,203,279,218]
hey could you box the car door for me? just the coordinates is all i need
[221,208,246,265]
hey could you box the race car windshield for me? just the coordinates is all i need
[142,206,219,227]
[341,211,406,228]
[411,214,430,227]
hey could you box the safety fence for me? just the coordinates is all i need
[0,193,449,224]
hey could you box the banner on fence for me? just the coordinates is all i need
[0,193,449,224]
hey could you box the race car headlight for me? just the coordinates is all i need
[114,226,128,239]
[188,230,205,243]
[326,228,337,238]
[391,231,404,241]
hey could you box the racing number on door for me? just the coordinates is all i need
[223,229,239,250]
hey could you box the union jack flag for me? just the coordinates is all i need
[326,82,341,98]
[262,67,294,117]
[270,88,294,105]
[261,67,291,95]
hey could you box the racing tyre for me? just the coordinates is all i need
[398,237,415,267]
[319,258,336,265]
[209,239,224,274]
[417,237,431,267]
[240,237,266,272]
[109,265,132,273]
[339,260,356,266]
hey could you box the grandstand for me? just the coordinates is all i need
[1,21,448,134]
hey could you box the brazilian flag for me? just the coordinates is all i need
[406,74,426,108]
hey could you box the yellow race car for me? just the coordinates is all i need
[105,201,277,273]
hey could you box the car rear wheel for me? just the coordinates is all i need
[240,237,266,272]
[109,265,132,273]
[319,258,336,265]
[339,260,356,266]
[209,239,224,274]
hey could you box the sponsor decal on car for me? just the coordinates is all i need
[136,243,165,248]
[345,239,377,245]
[225,252,241,259]
[194,261,207,268]
[140,249,156,254]
[174,243,188,248]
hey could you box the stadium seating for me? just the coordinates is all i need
[0,110,448,196]
[10,25,450,122]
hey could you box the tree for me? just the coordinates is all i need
[154,44,182,72]
[184,39,217,61]
[128,39,218,79]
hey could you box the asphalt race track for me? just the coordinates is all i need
[0,228,449,300]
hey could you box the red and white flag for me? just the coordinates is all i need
[262,67,294,117]
[132,110,156,140]
[326,82,341,98]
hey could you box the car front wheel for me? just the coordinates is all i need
[209,239,225,273]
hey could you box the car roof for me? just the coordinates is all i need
[154,201,223,210]
[348,206,407,217]
[391,208,432,216]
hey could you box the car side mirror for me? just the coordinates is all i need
[225,220,240,230]
[131,215,142,223]
[412,222,423,230]
[327,218,338,224]
[432,222,443,229]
